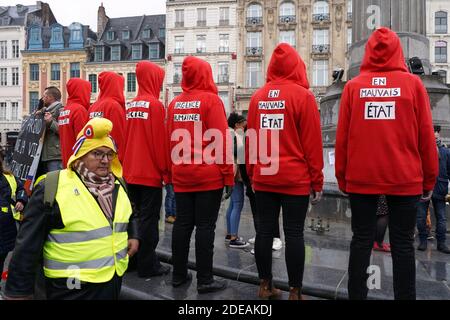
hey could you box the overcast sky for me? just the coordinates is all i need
[2,0,167,31]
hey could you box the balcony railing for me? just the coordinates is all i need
[218,74,229,84]
[174,48,184,54]
[173,74,181,84]
[312,44,330,54]
[197,20,206,27]
[219,19,229,26]
[279,15,296,24]
[246,17,263,26]
[175,21,184,28]
[196,47,206,53]
[246,47,263,56]
[219,46,229,53]
[312,13,330,22]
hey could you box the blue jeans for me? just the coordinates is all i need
[417,198,447,244]
[45,160,62,173]
[226,182,244,236]
[165,184,176,217]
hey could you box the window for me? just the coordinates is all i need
[127,73,136,92]
[313,1,330,21]
[0,41,7,59]
[280,2,296,23]
[219,92,230,115]
[0,103,6,121]
[132,45,142,60]
[313,60,328,86]
[106,31,115,41]
[173,63,182,83]
[436,11,448,34]
[30,92,39,113]
[197,35,206,53]
[0,69,6,86]
[89,74,97,93]
[347,28,352,49]
[142,29,152,39]
[95,46,104,62]
[219,7,230,25]
[174,36,184,54]
[11,102,18,121]
[347,0,352,20]
[218,62,229,83]
[30,64,39,81]
[197,8,207,27]
[70,62,80,78]
[12,40,19,58]
[159,28,166,38]
[219,34,229,52]
[51,63,60,81]
[71,27,82,41]
[12,67,19,86]
[247,61,262,88]
[51,26,63,43]
[149,43,159,59]
[279,31,296,47]
[247,32,262,55]
[313,29,329,52]
[247,4,263,25]
[30,26,41,42]
[435,41,447,63]
[111,46,121,61]
[122,30,130,40]
[175,9,184,27]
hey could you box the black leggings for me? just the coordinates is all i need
[375,214,389,245]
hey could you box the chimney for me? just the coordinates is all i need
[97,3,109,38]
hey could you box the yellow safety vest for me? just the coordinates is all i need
[3,173,20,221]
[42,169,132,283]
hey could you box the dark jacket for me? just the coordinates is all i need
[41,101,63,162]
[432,144,450,200]
[4,176,139,297]
[0,173,27,254]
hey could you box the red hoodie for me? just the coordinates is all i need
[246,43,324,195]
[335,27,438,195]
[167,56,234,192]
[123,61,168,187]
[58,78,90,168]
[88,72,126,162]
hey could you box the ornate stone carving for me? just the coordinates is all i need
[335,4,343,33]
[300,6,308,35]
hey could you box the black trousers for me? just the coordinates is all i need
[172,189,223,285]
[246,184,280,238]
[255,191,309,288]
[45,274,122,300]
[348,194,420,300]
[0,252,8,274]
[128,184,163,276]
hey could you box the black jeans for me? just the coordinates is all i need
[255,191,309,288]
[348,194,420,300]
[128,184,163,276]
[246,184,280,238]
[172,189,223,285]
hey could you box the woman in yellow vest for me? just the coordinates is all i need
[0,157,27,276]
[3,118,139,300]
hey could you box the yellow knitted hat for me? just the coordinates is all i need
[67,117,122,178]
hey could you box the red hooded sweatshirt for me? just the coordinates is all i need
[88,72,126,162]
[167,56,234,192]
[123,61,168,187]
[335,27,438,195]
[246,43,324,195]
[58,78,90,168]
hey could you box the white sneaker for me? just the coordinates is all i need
[248,237,256,245]
[272,238,283,251]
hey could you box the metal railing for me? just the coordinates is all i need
[312,13,330,22]
[218,74,229,84]
[279,15,296,24]
[246,47,263,56]
[246,17,263,26]
[219,20,229,26]
[173,74,181,84]
[312,44,330,54]
[175,21,184,28]
[197,20,206,27]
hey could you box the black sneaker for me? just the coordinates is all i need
[417,241,427,251]
[229,239,250,249]
[170,272,193,287]
[437,244,450,254]
[197,279,227,294]
[139,264,171,278]
[225,235,231,242]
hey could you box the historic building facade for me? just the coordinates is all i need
[427,0,450,84]
[235,0,352,114]
[85,4,166,103]
[166,0,238,114]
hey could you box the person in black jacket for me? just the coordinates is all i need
[417,126,450,253]
[0,158,27,275]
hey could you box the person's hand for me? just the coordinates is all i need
[44,112,52,124]
[420,190,433,202]
[127,239,139,258]
[14,202,24,212]
[223,185,233,200]
[311,191,323,205]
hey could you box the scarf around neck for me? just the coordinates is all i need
[73,160,116,220]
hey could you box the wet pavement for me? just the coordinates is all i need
[122,196,450,300]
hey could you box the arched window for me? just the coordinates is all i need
[29,25,42,50]
[435,11,448,34]
[280,2,295,23]
[435,40,447,63]
[70,23,83,42]
[247,3,263,25]
[313,1,330,22]
[50,24,64,49]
